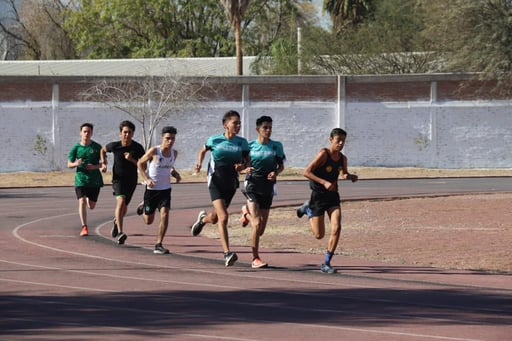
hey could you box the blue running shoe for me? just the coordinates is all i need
[321,263,337,274]
[297,201,310,218]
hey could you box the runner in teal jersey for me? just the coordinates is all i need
[191,110,250,267]
[239,116,285,269]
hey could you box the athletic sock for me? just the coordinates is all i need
[305,206,313,219]
[325,251,334,265]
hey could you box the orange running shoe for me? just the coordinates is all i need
[251,257,268,269]
[80,225,89,237]
[240,205,249,227]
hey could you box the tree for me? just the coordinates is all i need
[220,0,250,75]
[312,0,440,75]
[424,0,512,95]
[64,0,305,65]
[247,0,318,75]
[323,0,374,33]
[65,0,231,58]
[0,0,78,59]
[82,74,209,150]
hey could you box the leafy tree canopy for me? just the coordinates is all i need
[64,0,312,59]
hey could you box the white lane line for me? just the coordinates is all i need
[10,213,375,289]
[5,213,505,340]
[0,277,115,292]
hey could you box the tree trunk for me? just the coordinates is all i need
[235,18,243,75]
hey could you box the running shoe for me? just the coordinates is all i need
[251,257,268,269]
[224,251,238,267]
[136,201,144,216]
[240,205,249,227]
[191,211,206,236]
[111,219,119,238]
[321,263,337,274]
[296,200,310,218]
[153,243,170,254]
[80,225,89,237]
[117,232,127,245]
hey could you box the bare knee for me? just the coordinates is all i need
[144,214,155,225]
[217,213,228,226]
[314,232,324,239]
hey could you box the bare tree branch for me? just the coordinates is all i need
[81,74,211,149]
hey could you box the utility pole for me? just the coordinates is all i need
[297,26,302,74]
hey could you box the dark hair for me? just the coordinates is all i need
[222,110,240,124]
[119,120,135,132]
[330,128,347,138]
[162,126,177,135]
[80,123,94,131]
[256,115,272,127]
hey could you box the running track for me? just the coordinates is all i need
[1,179,511,340]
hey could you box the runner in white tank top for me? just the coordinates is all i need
[147,145,175,191]
[137,126,181,255]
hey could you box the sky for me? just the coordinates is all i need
[311,0,331,29]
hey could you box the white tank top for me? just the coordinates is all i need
[147,146,175,190]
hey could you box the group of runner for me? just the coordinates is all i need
[67,110,357,274]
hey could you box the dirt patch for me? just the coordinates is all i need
[2,168,512,273]
[201,194,511,274]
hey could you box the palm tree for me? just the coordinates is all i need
[323,0,373,32]
[220,0,250,75]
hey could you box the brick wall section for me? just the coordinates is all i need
[0,82,53,101]
[59,82,93,102]
[0,75,505,103]
[347,82,431,102]
[250,83,336,101]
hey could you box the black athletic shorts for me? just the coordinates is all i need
[112,180,137,205]
[75,186,101,202]
[208,179,237,208]
[243,179,274,210]
[309,190,341,217]
[143,188,171,215]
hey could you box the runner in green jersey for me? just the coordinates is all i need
[67,123,105,237]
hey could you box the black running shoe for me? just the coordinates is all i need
[117,233,127,245]
[224,251,238,267]
[136,201,144,216]
[111,219,119,238]
[191,211,206,236]
[153,243,169,254]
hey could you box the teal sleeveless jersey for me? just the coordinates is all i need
[248,139,285,179]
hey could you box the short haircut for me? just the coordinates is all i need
[80,123,94,131]
[330,128,347,138]
[222,110,240,124]
[119,120,135,132]
[162,126,177,135]
[256,115,272,127]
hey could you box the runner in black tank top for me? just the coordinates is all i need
[297,128,358,274]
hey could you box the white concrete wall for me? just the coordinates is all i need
[1,98,512,173]
[348,101,512,168]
